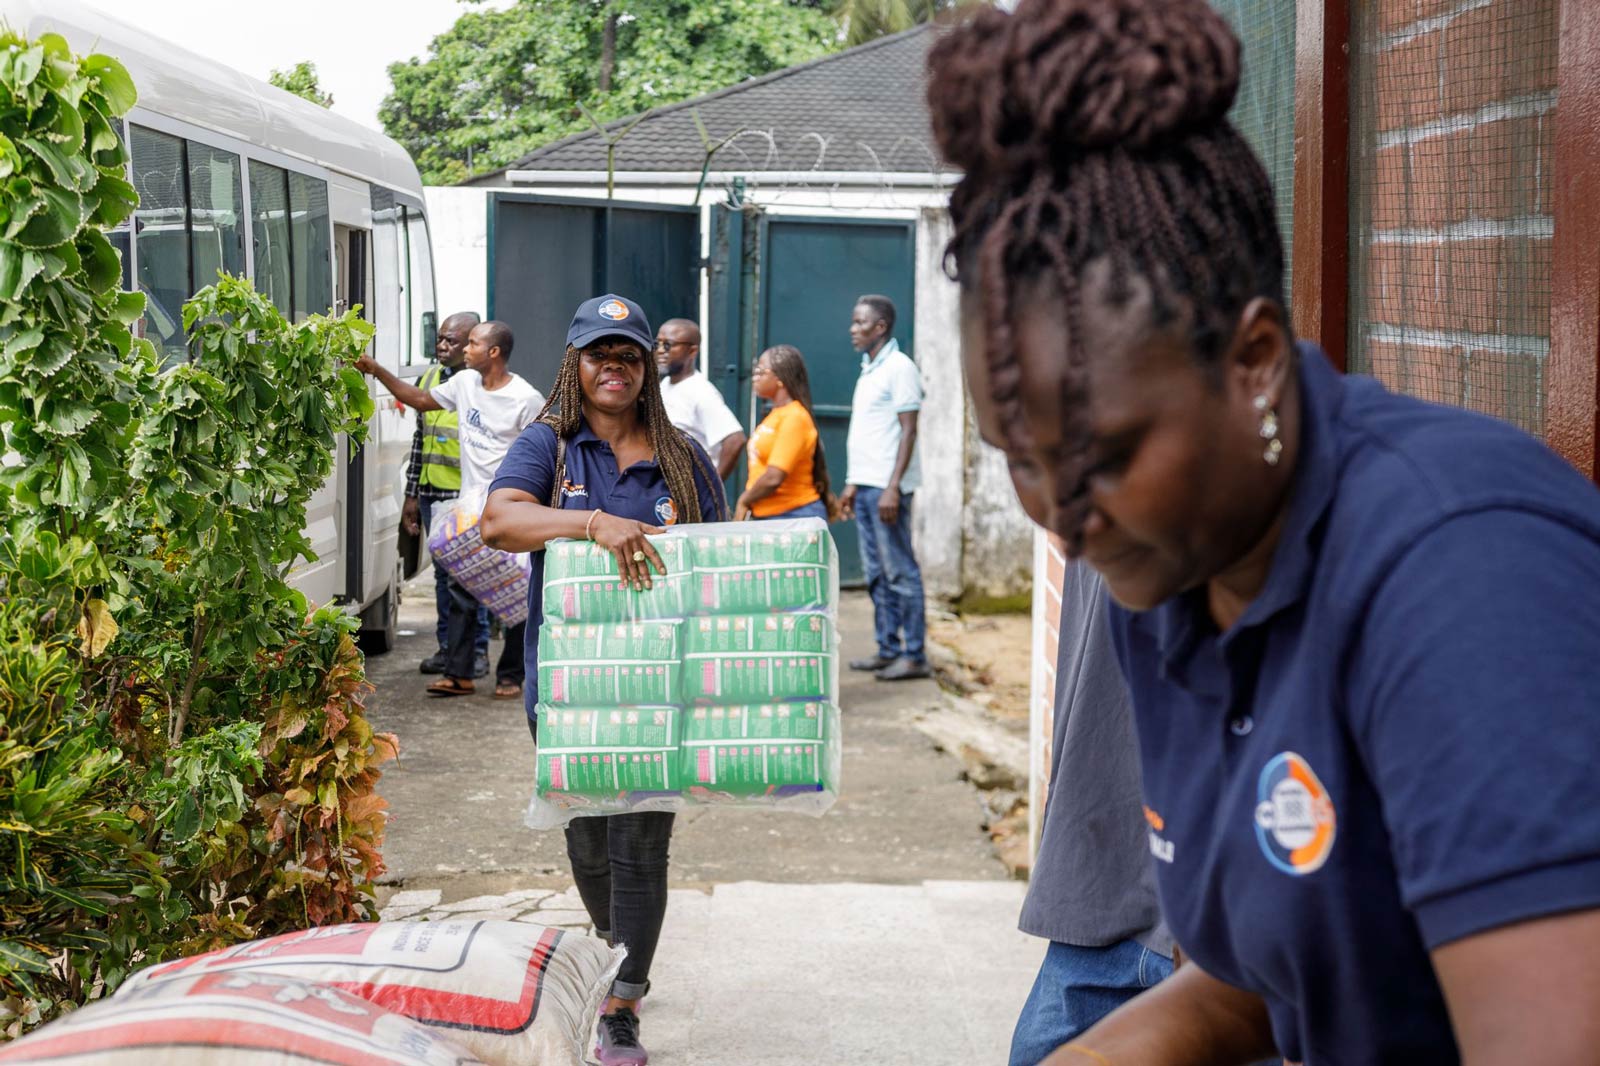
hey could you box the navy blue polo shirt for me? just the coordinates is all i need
[487,418,728,724]
[1109,345,1600,1064]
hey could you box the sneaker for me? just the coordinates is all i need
[473,652,490,679]
[594,1007,648,1066]
[419,650,448,675]
[875,656,931,682]
[848,655,897,672]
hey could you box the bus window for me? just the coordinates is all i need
[249,160,292,317]
[404,207,435,365]
[289,172,332,320]
[188,142,245,289]
[130,125,191,364]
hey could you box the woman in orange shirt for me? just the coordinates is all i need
[735,344,833,522]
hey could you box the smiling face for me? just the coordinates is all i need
[962,262,1293,610]
[579,337,649,415]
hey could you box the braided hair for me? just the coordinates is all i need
[536,343,728,523]
[760,344,832,506]
[926,0,1287,549]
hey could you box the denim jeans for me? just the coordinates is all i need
[852,486,925,661]
[443,576,523,684]
[755,498,829,521]
[1009,940,1173,1066]
[563,812,676,1000]
[420,496,488,654]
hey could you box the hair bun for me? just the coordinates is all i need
[929,0,1241,172]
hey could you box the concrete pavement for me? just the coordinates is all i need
[364,570,1043,1064]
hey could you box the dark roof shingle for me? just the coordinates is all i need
[464,24,941,184]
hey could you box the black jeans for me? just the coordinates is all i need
[443,576,524,684]
[563,812,675,1000]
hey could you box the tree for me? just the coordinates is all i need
[380,0,841,185]
[830,0,953,46]
[269,61,333,108]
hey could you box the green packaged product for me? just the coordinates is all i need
[695,564,828,614]
[542,571,696,622]
[537,704,681,748]
[681,651,832,703]
[544,536,691,581]
[539,660,681,705]
[684,702,833,742]
[539,620,682,662]
[685,612,831,655]
[689,528,829,568]
[680,739,829,795]
[538,747,680,795]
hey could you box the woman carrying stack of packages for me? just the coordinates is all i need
[734,344,834,523]
[482,293,728,1066]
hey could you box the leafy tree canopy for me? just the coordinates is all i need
[268,60,333,108]
[380,0,842,185]
[830,0,954,47]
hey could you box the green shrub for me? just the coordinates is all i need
[0,32,396,1033]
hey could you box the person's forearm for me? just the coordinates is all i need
[482,495,593,553]
[717,432,747,480]
[887,419,917,489]
[738,468,786,508]
[1053,962,1276,1066]
[368,362,433,410]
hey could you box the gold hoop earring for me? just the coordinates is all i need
[1255,394,1283,467]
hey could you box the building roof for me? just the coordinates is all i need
[464,24,942,185]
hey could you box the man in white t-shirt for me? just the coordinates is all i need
[355,321,544,699]
[655,318,746,479]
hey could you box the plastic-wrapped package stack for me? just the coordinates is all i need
[527,518,842,828]
[426,490,531,626]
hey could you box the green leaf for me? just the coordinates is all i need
[77,227,119,293]
[111,289,146,325]
[0,940,50,975]
[0,132,20,180]
[82,54,137,116]
[14,185,85,248]
[86,171,136,229]
[12,45,44,88]
[82,102,120,159]
[0,241,22,300]
[21,136,93,190]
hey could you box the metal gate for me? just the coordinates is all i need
[709,204,917,584]
[486,193,701,396]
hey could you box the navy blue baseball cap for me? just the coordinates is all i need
[567,294,654,352]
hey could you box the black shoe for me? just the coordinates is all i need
[875,656,931,681]
[594,1007,648,1065]
[419,650,448,675]
[849,655,897,672]
[473,652,490,679]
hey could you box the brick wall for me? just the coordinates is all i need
[1026,531,1065,860]
[1349,0,1560,435]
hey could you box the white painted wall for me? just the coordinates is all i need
[423,186,488,321]
[914,207,965,603]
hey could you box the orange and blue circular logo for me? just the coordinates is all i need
[599,299,630,321]
[654,496,678,526]
[1253,752,1337,875]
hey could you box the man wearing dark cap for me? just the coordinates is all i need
[356,320,544,699]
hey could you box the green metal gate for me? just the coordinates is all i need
[709,204,917,584]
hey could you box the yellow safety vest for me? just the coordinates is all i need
[417,363,462,492]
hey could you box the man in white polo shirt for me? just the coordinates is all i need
[656,318,746,480]
[839,294,928,682]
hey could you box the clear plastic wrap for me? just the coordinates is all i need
[525,519,843,828]
[426,489,531,626]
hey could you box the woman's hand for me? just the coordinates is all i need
[590,512,667,590]
[733,496,753,522]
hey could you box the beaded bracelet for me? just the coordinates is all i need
[585,509,603,541]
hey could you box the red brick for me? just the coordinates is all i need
[1406,343,1468,407]
[1464,348,1544,431]
[1045,544,1065,600]
[1438,0,1558,115]
[1364,340,1411,392]
[1377,0,1459,35]
[1376,31,1441,132]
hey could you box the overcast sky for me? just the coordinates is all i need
[110,0,511,132]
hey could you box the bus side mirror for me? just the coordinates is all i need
[420,310,437,359]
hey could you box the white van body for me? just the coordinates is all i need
[11,0,439,650]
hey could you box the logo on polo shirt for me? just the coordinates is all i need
[1144,805,1174,864]
[1253,752,1337,875]
[654,496,678,526]
[598,300,629,321]
[561,480,588,499]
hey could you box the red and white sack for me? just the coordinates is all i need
[0,970,484,1065]
[118,921,624,1066]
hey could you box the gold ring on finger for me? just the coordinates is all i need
[633,550,646,562]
